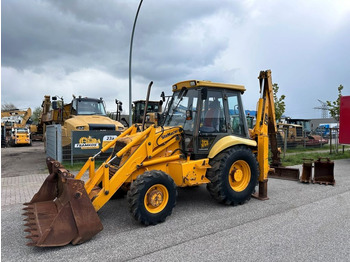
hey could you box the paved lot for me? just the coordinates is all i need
[1,144,350,261]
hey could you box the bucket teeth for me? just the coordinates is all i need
[23,211,35,216]
[25,229,40,246]
[24,222,36,227]
[24,228,36,233]
[25,235,39,240]
[23,217,35,222]
[24,222,38,229]
[22,211,34,216]
[22,206,34,211]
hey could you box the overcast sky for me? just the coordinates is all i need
[2,0,350,118]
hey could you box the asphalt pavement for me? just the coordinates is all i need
[1,159,350,261]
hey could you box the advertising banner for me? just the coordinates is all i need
[71,130,119,156]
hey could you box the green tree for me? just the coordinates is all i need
[326,84,343,121]
[31,106,42,124]
[273,83,286,122]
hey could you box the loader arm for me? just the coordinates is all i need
[76,124,184,211]
[23,124,184,247]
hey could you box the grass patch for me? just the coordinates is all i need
[285,144,350,153]
[282,150,350,166]
[285,145,329,153]
[61,160,105,171]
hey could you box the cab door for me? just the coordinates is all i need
[196,89,228,157]
[224,90,248,138]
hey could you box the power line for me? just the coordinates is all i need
[313,99,329,118]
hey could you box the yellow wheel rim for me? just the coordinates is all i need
[144,184,169,214]
[228,160,251,192]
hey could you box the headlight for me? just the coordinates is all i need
[76,126,85,130]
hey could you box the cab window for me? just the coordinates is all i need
[227,92,246,137]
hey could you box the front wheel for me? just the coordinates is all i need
[206,146,259,205]
[127,170,177,225]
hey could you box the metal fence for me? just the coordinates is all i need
[46,125,120,164]
[46,125,62,162]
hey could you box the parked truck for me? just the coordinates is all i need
[40,95,125,148]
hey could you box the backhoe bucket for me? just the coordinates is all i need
[23,158,103,247]
[300,159,313,183]
[312,158,335,185]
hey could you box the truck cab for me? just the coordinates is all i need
[10,127,31,146]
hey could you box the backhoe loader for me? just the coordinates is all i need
[24,70,292,247]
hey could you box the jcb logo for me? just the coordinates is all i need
[201,139,209,148]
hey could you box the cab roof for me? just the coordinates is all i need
[172,80,246,92]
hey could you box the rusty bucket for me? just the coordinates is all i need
[23,158,103,247]
[300,159,313,183]
[312,158,335,185]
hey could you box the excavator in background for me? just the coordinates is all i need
[24,70,296,247]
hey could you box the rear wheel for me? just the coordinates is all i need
[206,146,259,205]
[127,170,177,225]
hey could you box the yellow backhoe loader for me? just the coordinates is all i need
[24,70,294,247]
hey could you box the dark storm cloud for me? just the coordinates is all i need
[2,0,130,74]
[2,0,350,117]
[2,0,239,81]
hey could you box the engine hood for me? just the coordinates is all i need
[64,115,124,130]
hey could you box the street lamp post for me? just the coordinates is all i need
[129,0,144,126]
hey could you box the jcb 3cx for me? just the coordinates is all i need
[24,70,288,247]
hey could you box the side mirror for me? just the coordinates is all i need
[52,96,57,101]
[186,110,192,120]
[201,88,208,100]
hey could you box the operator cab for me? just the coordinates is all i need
[163,80,248,159]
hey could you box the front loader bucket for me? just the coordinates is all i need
[23,158,103,247]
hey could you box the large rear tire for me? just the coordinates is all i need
[127,170,177,225]
[206,146,259,205]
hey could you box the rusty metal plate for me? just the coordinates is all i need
[268,167,300,181]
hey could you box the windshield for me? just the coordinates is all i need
[16,128,28,133]
[163,89,198,131]
[74,99,107,115]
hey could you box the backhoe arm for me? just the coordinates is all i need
[252,70,281,199]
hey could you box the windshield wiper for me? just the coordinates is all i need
[165,89,188,126]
